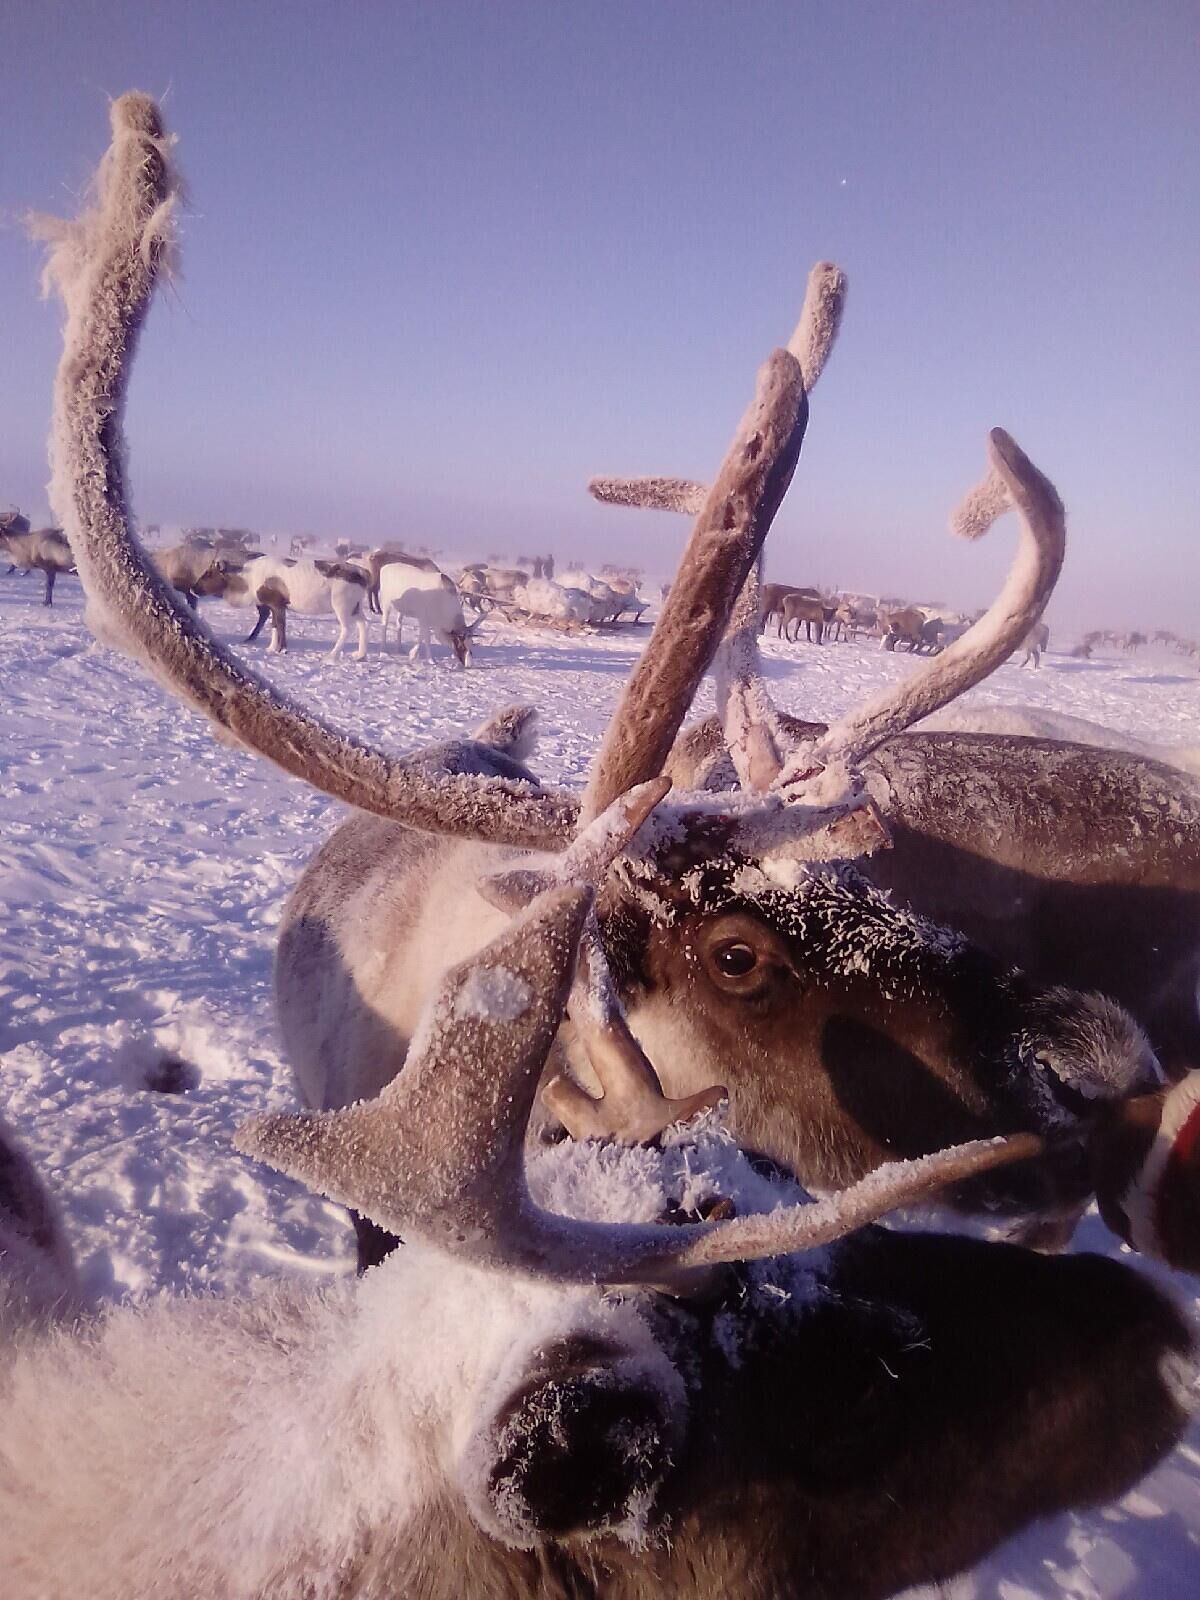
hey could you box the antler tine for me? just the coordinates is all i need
[39,94,574,852]
[588,477,707,516]
[709,263,848,790]
[786,260,848,391]
[477,776,672,916]
[712,555,788,790]
[580,349,808,824]
[787,428,1065,780]
[543,918,729,1144]
[616,1130,1047,1278]
[587,264,848,522]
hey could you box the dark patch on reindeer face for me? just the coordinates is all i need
[449,629,471,667]
[484,1334,676,1540]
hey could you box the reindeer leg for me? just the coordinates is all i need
[246,604,270,643]
[43,566,55,606]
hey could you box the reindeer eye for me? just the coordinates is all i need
[713,941,758,978]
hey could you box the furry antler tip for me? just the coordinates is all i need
[787,261,848,392]
[112,91,166,138]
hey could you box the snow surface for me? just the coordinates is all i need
[2,570,1199,1595]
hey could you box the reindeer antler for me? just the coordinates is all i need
[39,94,575,852]
[587,266,1066,812]
[580,348,808,823]
[784,429,1065,782]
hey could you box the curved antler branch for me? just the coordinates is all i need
[40,94,574,851]
[588,477,706,515]
[788,428,1065,779]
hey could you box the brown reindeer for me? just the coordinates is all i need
[877,604,927,651]
[40,94,1178,1303]
[150,541,223,608]
[0,525,74,605]
[780,589,831,643]
[759,580,817,634]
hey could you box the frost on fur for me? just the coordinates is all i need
[949,463,1010,540]
[786,260,848,392]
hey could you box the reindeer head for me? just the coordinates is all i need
[41,94,1156,1234]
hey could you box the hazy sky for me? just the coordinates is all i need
[2,1,1197,632]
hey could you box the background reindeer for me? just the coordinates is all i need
[378,556,478,665]
[196,553,371,659]
[1015,619,1050,666]
[0,524,74,605]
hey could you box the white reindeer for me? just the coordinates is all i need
[199,555,370,660]
[378,558,478,666]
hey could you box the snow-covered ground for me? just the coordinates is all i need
[2,568,1199,1596]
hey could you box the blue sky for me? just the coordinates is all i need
[2,2,1197,631]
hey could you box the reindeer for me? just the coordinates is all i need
[364,545,440,612]
[195,555,371,659]
[760,580,820,635]
[150,541,223,607]
[40,97,1187,1301]
[780,589,831,643]
[5,845,1199,1599]
[378,558,479,666]
[877,604,928,651]
[460,563,530,613]
[0,525,74,605]
[1015,619,1050,667]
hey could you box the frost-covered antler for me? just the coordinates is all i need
[588,263,849,799]
[588,263,1066,803]
[239,865,1045,1285]
[784,429,1064,784]
[39,94,574,852]
[580,346,808,824]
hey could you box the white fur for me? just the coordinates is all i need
[378,563,472,665]
[0,1129,799,1597]
[227,558,368,660]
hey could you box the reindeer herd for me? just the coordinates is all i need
[3,94,1200,1600]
